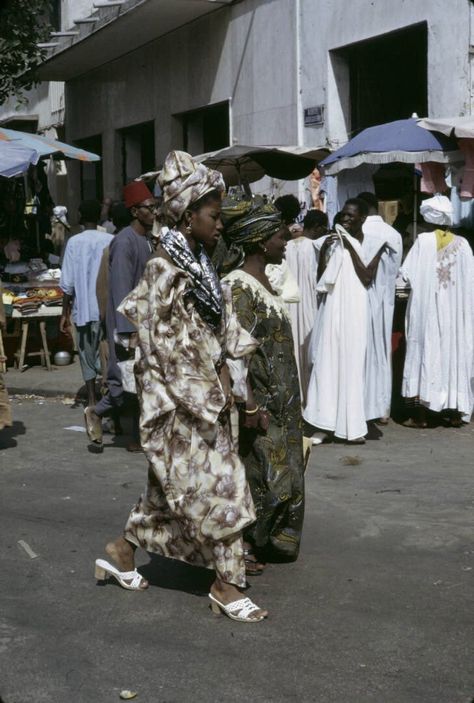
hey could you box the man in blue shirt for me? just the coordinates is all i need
[60,200,113,407]
[84,181,156,453]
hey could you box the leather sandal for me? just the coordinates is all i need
[84,407,103,448]
[243,547,265,575]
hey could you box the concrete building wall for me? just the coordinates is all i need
[0,82,64,132]
[299,0,472,148]
[2,0,471,210]
[0,0,95,131]
[61,0,95,31]
[65,0,297,169]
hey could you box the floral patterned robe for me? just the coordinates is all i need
[118,254,257,587]
[222,270,305,561]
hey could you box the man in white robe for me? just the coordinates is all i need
[401,195,474,425]
[304,200,370,443]
[358,192,403,423]
[285,209,329,404]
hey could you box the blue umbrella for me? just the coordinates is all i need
[0,142,39,178]
[0,127,100,162]
[321,118,460,175]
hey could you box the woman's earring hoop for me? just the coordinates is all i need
[186,224,192,235]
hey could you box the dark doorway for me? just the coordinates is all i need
[120,121,155,184]
[335,23,428,136]
[180,101,230,154]
[50,0,61,31]
[75,134,103,201]
[0,119,38,133]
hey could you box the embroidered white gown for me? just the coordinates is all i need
[304,230,368,440]
[401,232,474,420]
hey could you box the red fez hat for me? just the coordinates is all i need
[123,181,153,209]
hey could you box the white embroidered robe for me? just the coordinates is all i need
[401,232,474,420]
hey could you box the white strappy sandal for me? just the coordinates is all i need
[208,593,267,622]
[94,558,148,591]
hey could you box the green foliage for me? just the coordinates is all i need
[0,0,53,105]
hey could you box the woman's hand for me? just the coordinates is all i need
[218,363,234,415]
[219,363,232,399]
[241,402,260,429]
[241,403,269,432]
[241,377,268,431]
[258,409,270,432]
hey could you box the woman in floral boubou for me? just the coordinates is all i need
[94,151,268,623]
[221,196,305,575]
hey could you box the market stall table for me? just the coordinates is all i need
[11,305,62,371]
[2,279,63,372]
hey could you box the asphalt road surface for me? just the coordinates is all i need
[1,397,473,703]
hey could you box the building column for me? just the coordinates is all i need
[102,128,122,199]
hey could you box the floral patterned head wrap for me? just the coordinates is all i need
[158,150,225,225]
[221,195,283,271]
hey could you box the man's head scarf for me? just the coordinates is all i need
[420,194,453,227]
[221,195,283,271]
[158,150,225,225]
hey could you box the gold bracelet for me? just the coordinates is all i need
[244,404,260,416]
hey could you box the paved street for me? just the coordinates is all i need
[1,397,473,703]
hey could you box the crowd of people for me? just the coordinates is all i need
[2,149,473,624]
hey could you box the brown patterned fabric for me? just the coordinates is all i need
[118,255,258,586]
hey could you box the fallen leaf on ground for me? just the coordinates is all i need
[341,455,362,466]
[119,692,137,700]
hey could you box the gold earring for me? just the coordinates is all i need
[262,246,268,253]
[186,224,192,235]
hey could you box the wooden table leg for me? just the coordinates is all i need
[0,328,6,374]
[19,321,29,371]
[39,320,52,371]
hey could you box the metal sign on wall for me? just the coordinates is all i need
[304,105,324,127]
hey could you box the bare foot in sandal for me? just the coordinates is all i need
[95,537,149,591]
[243,542,266,575]
[101,537,149,589]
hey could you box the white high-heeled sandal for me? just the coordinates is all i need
[208,593,267,622]
[94,558,148,591]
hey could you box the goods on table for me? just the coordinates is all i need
[2,286,63,315]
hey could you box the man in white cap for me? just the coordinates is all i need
[401,195,474,426]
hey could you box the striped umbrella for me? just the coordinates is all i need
[0,127,100,162]
[321,118,459,175]
[0,142,39,177]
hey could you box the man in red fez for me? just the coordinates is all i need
[84,181,156,452]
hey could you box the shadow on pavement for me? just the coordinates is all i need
[139,553,214,597]
[0,421,26,450]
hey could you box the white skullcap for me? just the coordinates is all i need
[53,205,69,226]
[419,195,453,227]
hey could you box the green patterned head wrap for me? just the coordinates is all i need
[220,195,283,272]
[222,195,283,245]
